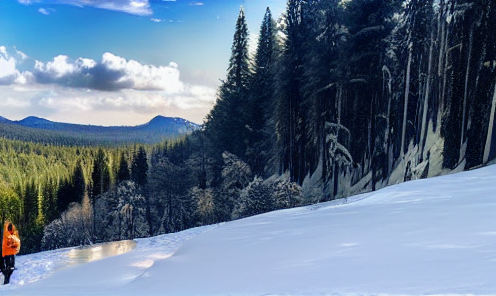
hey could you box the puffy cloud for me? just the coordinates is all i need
[0,46,34,85]
[0,55,16,79]
[0,83,216,125]
[38,8,49,15]
[18,0,152,16]
[0,46,217,125]
[1,47,188,93]
[31,52,183,92]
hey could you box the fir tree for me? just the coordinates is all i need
[274,0,308,184]
[131,146,148,188]
[73,160,86,204]
[23,180,39,225]
[206,6,252,159]
[91,148,111,198]
[246,7,278,176]
[117,152,131,183]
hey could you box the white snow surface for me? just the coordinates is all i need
[1,165,496,296]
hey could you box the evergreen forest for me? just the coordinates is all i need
[1,0,495,254]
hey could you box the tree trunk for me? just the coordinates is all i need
[401,37,413,159]
[420,28,435,161]
[460,24,474,163]
[483,81,496,164]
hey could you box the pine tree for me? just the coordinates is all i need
[205,6,252,159]
[91,148,110,239]
[117,152,131,183]
[23,180,39,225]
[246,7,278,176]
[301,0,343,186]
[131,146,148,188]
[274,0,308,184]
[73,160,86,204]
[91,148,110,198]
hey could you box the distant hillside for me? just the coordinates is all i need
[0,115,200,146]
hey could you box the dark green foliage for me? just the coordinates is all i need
[205,7,252,159]
[56,162,85,215]
[23,180,39,226]
[246,7,278,176]
[131,147,148,188]
[18,222,44,255]
[117,152,131,183]
[41,179,58,223]
[73,161,86,204]
[274,0,310,184]
[57,178,74,215]
[91,148,111,199]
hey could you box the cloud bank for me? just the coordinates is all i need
[18,0,152,16]
[0,46,217,125]
[32,53,184,92]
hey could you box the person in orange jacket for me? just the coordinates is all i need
[1,221,20,284]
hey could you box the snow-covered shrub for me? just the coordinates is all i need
[94,181,148,242]
[271,178,302,209]
[221,151,252,191]
[190,186,215,225]
[42,196,92,250]
[233,177,275,219]
[216,152,253,221]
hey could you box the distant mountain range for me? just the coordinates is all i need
[0,115,200,146]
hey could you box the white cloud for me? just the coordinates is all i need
[14,47,28,60]
[17,0,40,3]
[0,97,31,108]
[0,83,215,125]
[189,2,204,6]
[18,0,152,16]
[0,57,16,78]
[0,47,217,125]
[30,52,183,92]
[0,46,34,85]
[35,55,76,78]
[38,8,49,15]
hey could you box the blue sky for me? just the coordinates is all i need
[0,0,286,125]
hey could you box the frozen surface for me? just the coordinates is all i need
[1,165,495,296]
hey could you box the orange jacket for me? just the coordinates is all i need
[2,222,20,256]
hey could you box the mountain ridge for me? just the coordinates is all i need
[0,115,200,145]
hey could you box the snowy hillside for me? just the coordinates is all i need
[1,165,495,296]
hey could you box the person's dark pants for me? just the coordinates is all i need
[0,256,5,272]
[2,255,15,284]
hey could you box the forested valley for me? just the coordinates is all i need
[1,0,495,254]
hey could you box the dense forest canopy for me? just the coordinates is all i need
[1,0,495,254]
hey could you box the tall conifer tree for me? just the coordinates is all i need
[117,152,131,183]
[206,6,251,159]
[91,148,110,199]
[132,146,148,188]
[246,7,278,176]
[275,0,308,183]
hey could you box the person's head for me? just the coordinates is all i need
[7,223,13,234]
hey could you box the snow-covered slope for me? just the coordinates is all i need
[1,165,495,296]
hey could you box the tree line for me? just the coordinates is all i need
[206,0,496,199]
